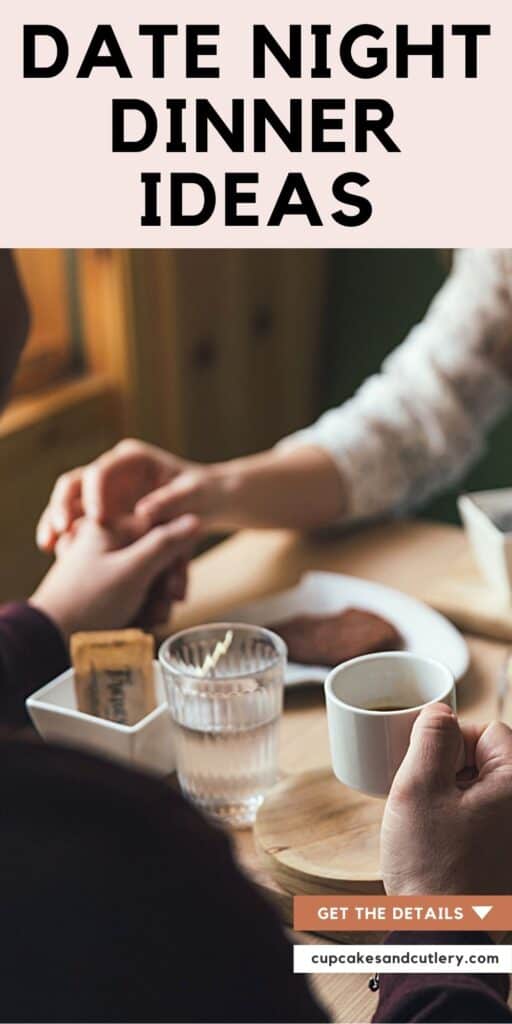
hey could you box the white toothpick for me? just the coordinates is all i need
[199,629,234,677]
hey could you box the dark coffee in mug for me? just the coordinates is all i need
[366,703,412,712]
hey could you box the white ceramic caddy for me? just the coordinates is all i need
[458,490,512,602]
[26,661,175,776]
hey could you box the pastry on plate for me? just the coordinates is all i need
[269,607,403,667]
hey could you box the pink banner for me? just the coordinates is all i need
[1,1,510,246]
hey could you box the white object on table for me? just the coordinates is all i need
[325,651,456,797]
[227,571,469,687]
[458,490,512,603]
[26,661,174,776]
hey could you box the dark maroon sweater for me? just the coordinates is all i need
[0,601,510,1024]
[0,601,68,726]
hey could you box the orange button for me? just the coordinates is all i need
[293,895,512,932]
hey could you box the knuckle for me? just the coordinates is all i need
[181,471,202,501]
[116,438,143,455]
[490,720,512,740]
[189,467,204,489]
[152,524,169,545]
[54,471,72,494]
[434,719,458,744]
[395,775,426,801]
[417,704,456,733]
[390,775,429,811]
[425,713,455,733]
[147,492,169,517]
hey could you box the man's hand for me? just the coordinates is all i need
[31,513,199,640]
[381,702,512,895]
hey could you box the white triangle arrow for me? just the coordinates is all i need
[472,905,493,920]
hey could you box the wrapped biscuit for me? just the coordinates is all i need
[71,630,156,726]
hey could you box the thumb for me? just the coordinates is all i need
[474,720,512,780]
[120,514,199,580]
[393,703,465,796]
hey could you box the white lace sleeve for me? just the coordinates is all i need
[280,250,512,521]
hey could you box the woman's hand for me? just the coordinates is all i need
[381,702,512,896]
[36,438,348,551]
[36,439,225,551]
[30,513,199,641]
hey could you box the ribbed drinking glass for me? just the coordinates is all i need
[159,623,286,828]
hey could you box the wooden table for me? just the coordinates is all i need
[171,520,508,1024]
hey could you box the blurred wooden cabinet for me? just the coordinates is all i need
[0,249,326,600]
[123,250,327,461]
[13,251,76,395]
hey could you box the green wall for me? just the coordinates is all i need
[321,250,512,524]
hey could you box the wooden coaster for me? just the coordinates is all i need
[255,767,385,896]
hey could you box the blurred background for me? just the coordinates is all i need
[4,249,512,603]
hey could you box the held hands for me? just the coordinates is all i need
[381,702,512,896]
[34,439,217,636]
[36,437,348,553]
[36,439,227,552]
[33,436,348,636]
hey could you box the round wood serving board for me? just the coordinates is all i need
[254,767,385,896]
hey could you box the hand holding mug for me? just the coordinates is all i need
[381,703,512,895]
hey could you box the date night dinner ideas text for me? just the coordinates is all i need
[23,22,491,229]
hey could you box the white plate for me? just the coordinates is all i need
[227,572,469,687]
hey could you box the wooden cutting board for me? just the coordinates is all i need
[423,547,512,643]
[254,767,385,897]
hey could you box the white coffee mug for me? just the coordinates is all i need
[324,651,456,798]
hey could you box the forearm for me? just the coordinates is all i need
[280,250,512,524]
[212,444,350,531]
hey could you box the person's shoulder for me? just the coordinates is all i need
[0,734,231,863]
